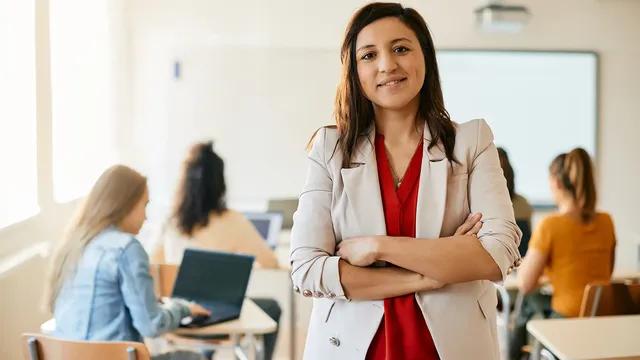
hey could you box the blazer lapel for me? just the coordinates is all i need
[416,121,449,239]
[340,130,387,237]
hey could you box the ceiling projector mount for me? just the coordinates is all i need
[474,0,530,32]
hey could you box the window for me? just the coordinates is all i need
[0,0,40,228]
[50,0,117,203]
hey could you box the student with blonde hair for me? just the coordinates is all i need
[44,165,210,360]
[510,148,616,360]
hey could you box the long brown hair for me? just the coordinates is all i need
[317,2,456,167]
[549,148,597,222]
[172,141,227,237]
[43,165,147,312]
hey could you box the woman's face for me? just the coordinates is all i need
[355,17,426,111]
[120,186,149,235]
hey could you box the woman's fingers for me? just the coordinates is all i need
[467,220,483,236]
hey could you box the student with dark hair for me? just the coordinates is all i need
[289,2,521,359]
[153,141,281,360]
[497,147,533,257]
[510,148,616,360]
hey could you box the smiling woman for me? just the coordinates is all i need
[290,2,521,360]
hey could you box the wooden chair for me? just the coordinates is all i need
[579,281,640,317]
[21,333,150,360]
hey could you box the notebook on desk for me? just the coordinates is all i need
[173,248,255,328]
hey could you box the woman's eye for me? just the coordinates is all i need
[394,46,409,53]
[361,52,375,60]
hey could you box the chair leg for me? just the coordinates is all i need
[27,337,40,360]
[540,348,556,360]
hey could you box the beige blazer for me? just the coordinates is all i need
[289,119,522,360]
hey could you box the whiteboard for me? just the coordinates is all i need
[154,48,597,209]
[437,51,597,206]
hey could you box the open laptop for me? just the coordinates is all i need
[172,248,255,328]
[244,211,284,249]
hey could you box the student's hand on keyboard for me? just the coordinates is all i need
[188,301,212,317]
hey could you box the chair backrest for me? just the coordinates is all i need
[150,263,179,298]
[579,281,640,317]
[21,333,150,360]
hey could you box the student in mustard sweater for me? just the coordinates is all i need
[509,148,616,360]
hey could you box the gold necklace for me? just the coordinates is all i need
[388,158,403,188]
[385,137,423,189]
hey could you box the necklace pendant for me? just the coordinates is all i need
[397,180,402,188]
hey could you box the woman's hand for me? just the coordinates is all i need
[455,213,483,236]
[336,236,380,267]
[418,274,445,291]
[188,301,212,317]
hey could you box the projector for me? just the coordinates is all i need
[474,3,530,33]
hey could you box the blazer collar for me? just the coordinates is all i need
[341,120,449,239]
[349,121,446,165]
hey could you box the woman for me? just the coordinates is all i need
[44,165,210,360]
[510,148,616,360]
[289,3,521,360]
[497,147,533,257]
[153,141,281,360]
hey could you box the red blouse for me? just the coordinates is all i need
[365,134,440,360]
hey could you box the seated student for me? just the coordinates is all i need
[509,148,616,360]
[497,147,533,257]
[43,165,210,360]
[153,141,281,360]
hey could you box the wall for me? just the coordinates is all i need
[129,0,640,268]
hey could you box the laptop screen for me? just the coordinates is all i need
[244,212,283,249]
[172,248,255,306]
[251,219,271,241]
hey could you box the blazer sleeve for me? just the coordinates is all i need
[469,119,522,283]
[289,128,347,300]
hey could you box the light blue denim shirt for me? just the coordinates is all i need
[53,226,190,342]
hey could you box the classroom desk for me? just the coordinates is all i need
[175,299,276,360]
[498,270,640,360]
[527,315,640,360]
[41,299,277,360]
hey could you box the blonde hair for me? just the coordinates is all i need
[549,148,597,222]
[43,165,147,313]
